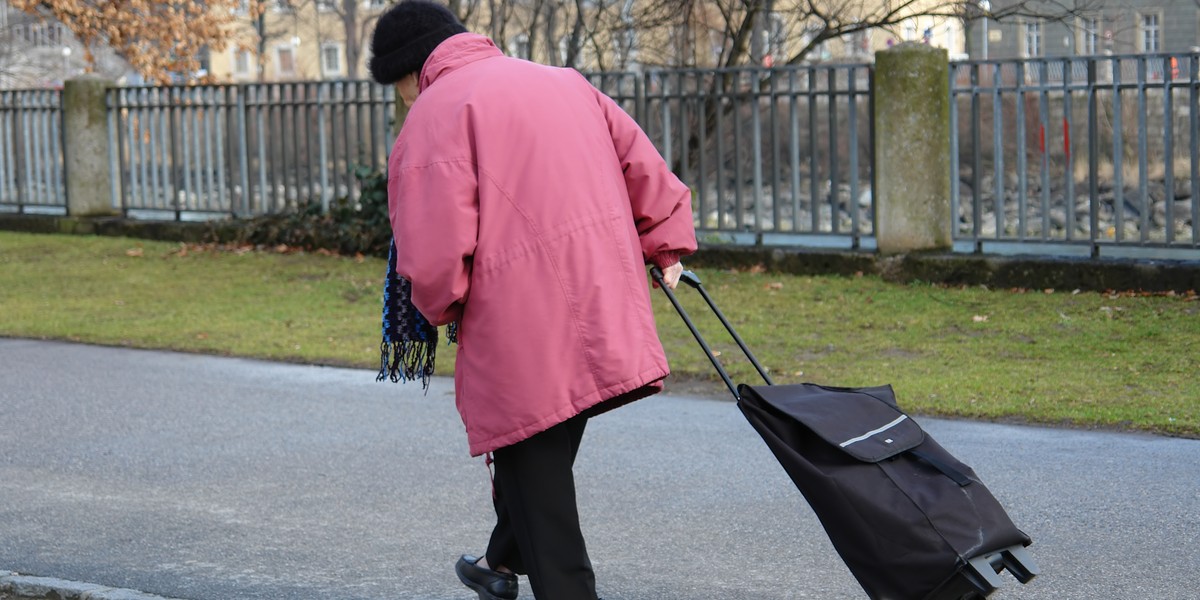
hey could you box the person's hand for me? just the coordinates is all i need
[659,262,683,290]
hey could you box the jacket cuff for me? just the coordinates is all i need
[649,250,681,270]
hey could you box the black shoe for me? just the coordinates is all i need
[456,554,518,600]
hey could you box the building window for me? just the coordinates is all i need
[1139,12,1161,53]
[18,22,65,47]
[1022,20,1042,57]
[903,21,918,41]
[509,34,530,60]
[276,45,296,76]
[233,49,253,77]
[1078,15,1100,55]
[321,43,343,76]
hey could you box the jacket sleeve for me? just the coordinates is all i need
[593,86,697,268]
[388,157,479,326]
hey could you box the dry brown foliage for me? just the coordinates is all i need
[10,0,259,83]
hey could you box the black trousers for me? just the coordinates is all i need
[485,412,598,600]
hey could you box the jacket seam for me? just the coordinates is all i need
[473,166,605,397]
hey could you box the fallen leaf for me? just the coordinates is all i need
[125,248,144,257]
[972,315,989,323]
[766,282,783,290]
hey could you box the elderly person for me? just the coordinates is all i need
[369,2,697,598]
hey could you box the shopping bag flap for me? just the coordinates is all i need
[738,383,923,462]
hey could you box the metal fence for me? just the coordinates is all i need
[590,65,876,248]
[0,89,65,214]
[951,53,1200,259]
[108,82,395,219]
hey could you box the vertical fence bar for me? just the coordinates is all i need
[116,89,130,214]
[20,93,34,205]
[971,64,982,247]
[750,70,763,233]
[733,72,745,229]
[181,87,195,214]
[1192,55,1200,244]
[318,82,331,212]
[1137,58,1149,243]
[1111,59,1124,243]
[1163,57,1175,244]
[768,70,781,231]
[255,85,270,213]
[992,64,1004,239]
[1015,61,1027,239]
[808,67,819,232]
[1088,59,1100,253]
[215,87,229,212]
[49,91,64,206]
[1064,59,1076,241]
[789,69,800,232]
[1039,60,1051,240]
[237,86,250,216]
[715,74,726,228]
[105,89,119,213]
[827,68,839,234]
[950,64,960,240]
[0,92,13,206]
[848,66,860,241]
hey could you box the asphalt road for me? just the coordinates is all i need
[1,338,1197,599]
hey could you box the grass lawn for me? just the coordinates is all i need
[2,231,1197,437]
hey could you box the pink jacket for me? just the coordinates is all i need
[388,34,697,456]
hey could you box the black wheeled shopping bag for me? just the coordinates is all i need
[651,267,1038,600]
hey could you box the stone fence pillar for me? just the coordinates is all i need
[62,76,119,217]
[873,43,951,254]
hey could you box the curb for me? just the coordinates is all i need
[0,573,189,600]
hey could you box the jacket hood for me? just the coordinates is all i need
[419,33,504,92]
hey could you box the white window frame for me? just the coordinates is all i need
[321,42,344,77]
[1077,14,1100,55]
[1021,19,1042,57]
[1138,11,1162,53]
[233,48,254,78]
[275,44,297,77]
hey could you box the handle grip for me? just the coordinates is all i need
[651,266,773,400]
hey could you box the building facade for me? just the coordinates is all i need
[967,1,1200,60]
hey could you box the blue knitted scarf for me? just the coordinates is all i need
[377,238,457,389]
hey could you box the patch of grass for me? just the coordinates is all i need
[2,232,1198,437]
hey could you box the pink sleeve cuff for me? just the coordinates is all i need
[649,250,681,270]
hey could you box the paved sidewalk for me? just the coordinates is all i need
[2,339,1198,599]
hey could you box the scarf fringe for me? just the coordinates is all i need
[377,339,437,388]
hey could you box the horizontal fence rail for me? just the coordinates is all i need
[951,53,1200,259]
[108,82,396,219]
[0,89,65,214]
[589,65,875,248]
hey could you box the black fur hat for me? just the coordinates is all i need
[369,1,467,85]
